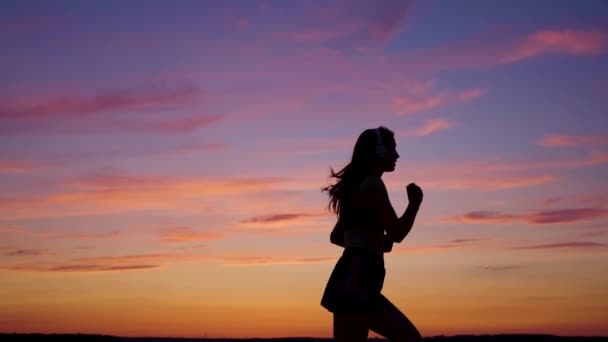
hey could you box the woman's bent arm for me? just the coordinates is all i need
[389,202,420,243]
[365,176,422,243]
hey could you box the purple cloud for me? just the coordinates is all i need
[444,208,608,225]
[510,242,608,250]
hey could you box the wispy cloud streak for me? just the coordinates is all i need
[3,251,338,272]
[0,173,286,219]
[392,88,483,115]
[5,249,48,257]
[0,84,219,134]
[1,84,201,119]
[8,264,159,272]
[478,265,524,272]
[509,242,608,250]
[503,29,607,63]
[401,118,459,137]
[0,160,47,173]
[239,212,321,225]
[160,227,223,243]
[538,134,608,147]
[443,208,608,225]
[394,29,607,73]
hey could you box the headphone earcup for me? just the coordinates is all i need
[374,128,386,158]
[376,145,386,158]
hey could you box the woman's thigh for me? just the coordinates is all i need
[369,296,422,342]
[333,312,371,342]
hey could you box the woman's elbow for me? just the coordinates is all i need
[387,227,407,243]
[391,234,406,243]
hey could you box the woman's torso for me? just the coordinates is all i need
[342,176,385,254]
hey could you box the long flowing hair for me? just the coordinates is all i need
[322,126,394,216]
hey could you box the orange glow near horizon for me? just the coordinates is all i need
[1,0,608,338]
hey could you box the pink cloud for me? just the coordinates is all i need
[1,84,201,120]
[232,226,328,238]
[65,173,171,190]
[3,251,338,272]
[444,210,517,224]
[0,138,226,173]
[0,160,47,173]
[0,225,134,241]
[0,224,30,234]
[455,88,485,101]
[538,134,608,147]
[529,208,608,224]
[579,230,606,238]
[443,207,608,225]
[68,172,196,192]
[413,152,608,181]
[4,252,172,273]
[418,175,555,191]
[64,172,282,194]
[392,28,607,73]
[5,249,48,257]
[543,197,564,206]
[278,0,412,48]
[221,255,335,266]
[449,238,489,244]
[239,212,320,225]
[129,114,223,133]
[0,173,286,219]
[8,264,159,272]
[503,29,608,63]
[509,242,608,250]
[542,192,608,207]
[392,88,483,115]
[160,227,223,243]
[391,240,485,255]
[392,94,444,114]
[273,155,558,193]
[401,118,459,137]
[50,231,126,240]
[0,83,220,135]
[80,254,167,263]
[478,265,524,272]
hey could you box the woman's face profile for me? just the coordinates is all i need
[382,140,399,172]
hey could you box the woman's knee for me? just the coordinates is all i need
[370,299,422,342]
[395,314,422,342]
[386,325,422,342]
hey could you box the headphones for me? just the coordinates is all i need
[374,128,386,158]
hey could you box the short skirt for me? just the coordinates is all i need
[321,247,387,313]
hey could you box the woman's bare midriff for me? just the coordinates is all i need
[346,226,384,253]
[344,185,385,253]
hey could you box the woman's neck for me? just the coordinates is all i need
[370,166,384,178]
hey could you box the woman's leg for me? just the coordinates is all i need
[333,313,371,342]
[369,295,422,342]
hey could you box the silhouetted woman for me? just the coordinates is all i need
[321,126,423,342]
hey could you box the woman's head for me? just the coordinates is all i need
[352,126,399,173]
[323,126,399,215]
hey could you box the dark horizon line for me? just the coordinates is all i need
[1,333,608,341]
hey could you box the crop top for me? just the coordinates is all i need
[342,176,384,254]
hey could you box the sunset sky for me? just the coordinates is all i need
[1,0,608,338]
